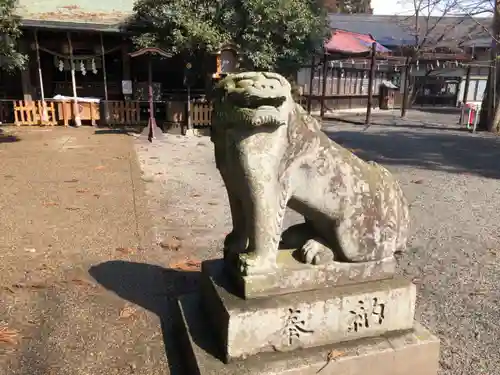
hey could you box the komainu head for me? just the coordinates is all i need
[212,71,295,128]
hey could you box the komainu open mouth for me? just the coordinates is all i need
[227,92,286,109]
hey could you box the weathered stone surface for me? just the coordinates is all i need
[200,260,416,362]
[176,292,439,375]
[221,250,396,298]
[211,71,411,277]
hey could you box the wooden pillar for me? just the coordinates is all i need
[18,39,33,102]
[401,57,410,118]
[121,40,131,100]
[34,30,47,122]
[66,32,82,127]
[459,65,471,124]
[100,34,109,101]
[307,55,315,114]
[100,33,109,123]
[319,53,328,118]
[365,42,377,125]
[462,65,471,105]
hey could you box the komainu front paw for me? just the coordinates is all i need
[238,252,277,276]
[300,238,334,265]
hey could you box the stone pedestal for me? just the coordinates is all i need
[174,258,440,374]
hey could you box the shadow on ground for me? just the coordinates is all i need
[325,116,466,132]
[0,129,20,143]
[89,261,200,375]
[324,128,500,179]
[94,128,141,135]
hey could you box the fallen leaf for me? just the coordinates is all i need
[116,247,135,255]
[469,290,487,296]
[29,283,47,290]
[93,194,101,198]
[191,193,201,198]
[70,278,96,288]
[169,259,201,271]
[185,260,201,268]
[411,179,424,184]
[119,306,138,319]
[42,202,59,207]
[208,202,218,206]
[76,188,89,193]
[3,286,15,294]
[0,324,19,345]
[159,237,182,251]
[94,165,106,170]
[317,349,345,373]
[64,179,79,183]
[347,148,362,153]
[4,175,14,179]
[9,282,47,291]
[326,349,345,361]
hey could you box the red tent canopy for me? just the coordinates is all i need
[324,29,391,55]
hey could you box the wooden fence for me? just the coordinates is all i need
[191,102,212,127]
[0,99,215,129]
[13,100,57,126]
[106,101,141,125]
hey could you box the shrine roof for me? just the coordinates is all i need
[328,13,491,49]
[16,0,135,31]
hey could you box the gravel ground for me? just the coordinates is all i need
[136,111,500,375]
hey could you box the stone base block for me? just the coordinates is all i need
[176,293,440,375]
[201,260,416,362]
[226,249,396,299]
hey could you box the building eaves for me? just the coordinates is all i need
[328,13,490,48]
[15,0,135,31]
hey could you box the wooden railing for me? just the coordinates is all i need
[1,99,214,129]
[57,101,100,126]
[105,101,141,125]
[13,100,57,126]
[191,102,212,127]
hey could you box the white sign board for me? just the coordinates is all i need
[122,80,133,95]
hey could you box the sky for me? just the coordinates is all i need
[372,0,414,15]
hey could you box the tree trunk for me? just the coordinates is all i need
[401,58,410,117]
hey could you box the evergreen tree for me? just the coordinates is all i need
[0,0,26,71]
[130,0,330,75]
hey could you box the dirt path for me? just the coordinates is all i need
[0,127,171,375]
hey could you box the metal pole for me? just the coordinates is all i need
[365,42,376,125]
[34,30,47,123]
[66,32,81,127]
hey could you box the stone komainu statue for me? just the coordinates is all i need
[210,71,410,276]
